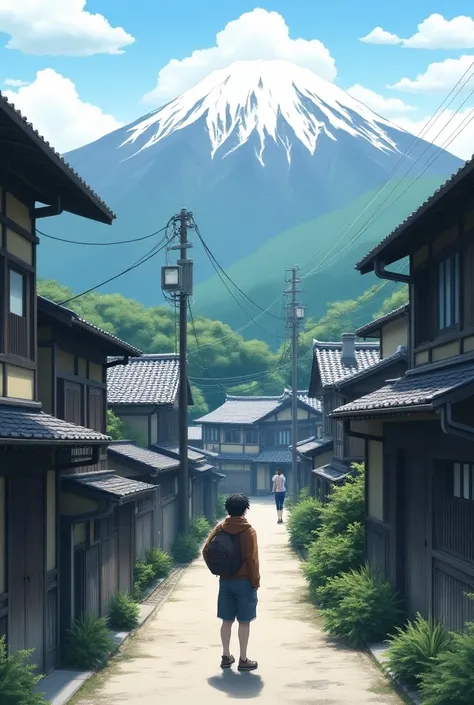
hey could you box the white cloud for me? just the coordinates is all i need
[4,69,123,152]
[360,27,401,45]
[347,84,416,117]
[361,14,474,50]
[398,108,474,160]
[143,8,337,105]
[0,0,134,56]
[3,78,30,87]
[389,55,474,93]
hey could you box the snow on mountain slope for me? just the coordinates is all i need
[120,59,401,165]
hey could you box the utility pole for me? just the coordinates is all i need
[161,209,194,535]
[285,266,304,502]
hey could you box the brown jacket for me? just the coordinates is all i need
[202,516,260,589]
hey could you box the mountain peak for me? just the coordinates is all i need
[121,59,401,165]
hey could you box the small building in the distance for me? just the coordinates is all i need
[196,390,322,496]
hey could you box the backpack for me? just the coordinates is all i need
[205,530,243,577]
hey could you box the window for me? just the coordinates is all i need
[438,252,460,331]
[335,419,344,459]
[224,428,241,443]
[277,429,290,446]
[206,426,220,443]
[453,462,474,500]
[9,269,25,317]
[244,429,258,444]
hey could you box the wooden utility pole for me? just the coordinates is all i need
[162,209,194,535]
[285,266,304,502]
[178,209,190,535]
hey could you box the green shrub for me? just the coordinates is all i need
[133,559,155,599]
[318,463,364,536]
[108,592,140,631]
[286,486,311,511]
[287,497,324,552]
[320,565,403,648]
[385,613,452,688]
[65,615,113,670]
[189,516,211,542]
[145,548,174,579]
[0,636,47,705]
[419,622,474,705]
[303,522,364,597]
[171,533,200,563]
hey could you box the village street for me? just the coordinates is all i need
[73,499,402,705]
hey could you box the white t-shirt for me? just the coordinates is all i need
[272,474,286,492]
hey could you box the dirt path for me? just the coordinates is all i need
[73,498,403,704]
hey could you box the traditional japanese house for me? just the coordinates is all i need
[197,390,322,495]
[36,296,157,647]
[188,425,202,448]
[107,354,222,527]
[308,335,380,500]
[332,158,474,630]
[0,92,153,674]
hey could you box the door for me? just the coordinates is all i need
[221,469,251,495]
[8,475,45,670]
[400,451,430,617]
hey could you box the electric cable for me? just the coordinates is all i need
[36,224,170,246]
[193,220,283,323]
[301,60,474,277]
[57,220,174,305]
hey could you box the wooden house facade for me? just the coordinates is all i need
[197,390,322,496]
[0,93,154,674]
[36,296,157,649]
[333,158,474,631]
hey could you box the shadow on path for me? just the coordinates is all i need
[207,670,264,698]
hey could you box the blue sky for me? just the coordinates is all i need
[1,1,474,158]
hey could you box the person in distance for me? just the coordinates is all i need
[272,468,287,524]
[202,493,260,671]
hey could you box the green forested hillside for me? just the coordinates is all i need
[193,176,438,340]
[38,279,408,417]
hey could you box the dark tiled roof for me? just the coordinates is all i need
[196,390,321,425]
[356,304,409,338]
[152,443,204,463]
[217,452,259,462]
[38,296,141,356]
[0,93,114,224]
[356,158,472,274]
[313,459,351,483]
[334,348,407,390]
[107,442,180,472]
[107,354,179,405]
[293,436,333,456]
[332,362,474,417]
[191,462,214,474]
[190,446,218,458]
[65,471,156,499]
[188,425,202,441]
[0,407,109,442]
[312,340,380,388]
[254,448,293,464]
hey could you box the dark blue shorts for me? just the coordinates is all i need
[275,491,286,510]
[218,579,258,623]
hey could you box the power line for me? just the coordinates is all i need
[301,60,474,278]
[58,223,174,306]
[193,222,284,330]
[36,224,170,246]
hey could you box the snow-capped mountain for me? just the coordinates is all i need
[40,60,461,333]
[121,60,399,165]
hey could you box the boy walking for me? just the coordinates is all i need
[203,494,260,671]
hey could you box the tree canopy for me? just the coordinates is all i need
[38,279,406,414]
